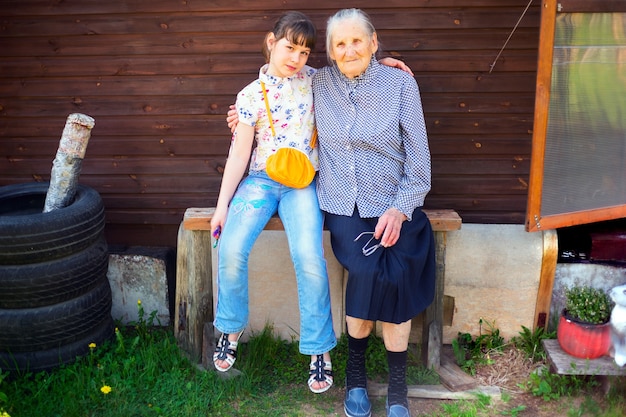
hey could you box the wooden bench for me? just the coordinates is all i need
[543,339,626,393]
[175,207,461,371]
[543,339,626,376]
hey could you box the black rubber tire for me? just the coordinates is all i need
[0,182,105,265]
[0,278,113,352]
[0,315,114,375]
[0,236,109,309]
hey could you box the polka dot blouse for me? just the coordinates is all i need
[312,57,431,221]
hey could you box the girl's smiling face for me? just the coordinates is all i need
[266,35,311,78]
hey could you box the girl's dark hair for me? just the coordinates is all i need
[262,11,317,62]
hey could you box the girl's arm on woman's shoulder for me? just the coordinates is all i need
[226,104,238,134]
[378,57,414,76]
[224,59,412,134]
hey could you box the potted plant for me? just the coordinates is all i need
[557,285,614,359]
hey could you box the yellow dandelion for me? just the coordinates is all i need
[89,342,96,349]
[137,299,142,305]
[100,385,112,395]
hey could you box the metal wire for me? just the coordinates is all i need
[489,0,534,73]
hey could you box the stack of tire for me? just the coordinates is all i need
[0,182,114,375]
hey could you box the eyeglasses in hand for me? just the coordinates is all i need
[354,231,383,256]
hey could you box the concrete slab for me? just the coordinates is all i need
[443,224,544,343]
[107,247,175,326]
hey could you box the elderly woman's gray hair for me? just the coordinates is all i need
[325,8,377,64]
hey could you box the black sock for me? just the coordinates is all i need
[346,334,369,390]
[387,350,408,407]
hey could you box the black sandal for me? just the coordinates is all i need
[213,332,242,372]
[308,354,333,393]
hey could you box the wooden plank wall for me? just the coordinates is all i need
[0,0,540,248]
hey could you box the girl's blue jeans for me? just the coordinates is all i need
[213,171,337,355]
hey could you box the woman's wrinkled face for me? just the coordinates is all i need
[329,19,378,78]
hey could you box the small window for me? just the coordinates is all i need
[526,0,626,232]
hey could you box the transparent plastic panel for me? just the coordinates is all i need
[541,13,626,216]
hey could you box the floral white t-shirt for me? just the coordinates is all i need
[236,64,319,172]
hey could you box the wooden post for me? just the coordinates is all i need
[44,113,95,212]
[534,229,558,329]
[174,222,214,362]
[421,230,446,370]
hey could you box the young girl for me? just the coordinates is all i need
[210,11,335,394]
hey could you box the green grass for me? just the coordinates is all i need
[429,393,494,417]
[0,306,437,417]
[2,311,625,417]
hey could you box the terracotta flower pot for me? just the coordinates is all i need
[557,309,611,359]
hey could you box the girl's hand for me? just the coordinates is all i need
[210,212,224,234]
[210,207,227,244]
[226,105,238,134]
[379,57,414,77]
[374,207,407,247]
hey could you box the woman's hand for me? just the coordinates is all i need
[374,207,407,247]
[379,57,414,77]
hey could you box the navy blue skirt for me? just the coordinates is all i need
[324,208,436,324]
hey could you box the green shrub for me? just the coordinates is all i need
[564,286,613,324]
[511,325,555,362]
[452,319,505,375]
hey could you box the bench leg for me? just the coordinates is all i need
[175,225,213,362]
[421,231,446,370]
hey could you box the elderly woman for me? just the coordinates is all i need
[313,9,435,417]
